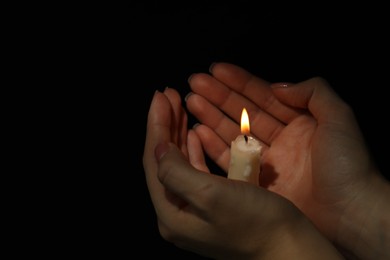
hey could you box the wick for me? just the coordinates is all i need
[244,135,248,143]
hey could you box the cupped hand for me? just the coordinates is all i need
[185,62,377,240]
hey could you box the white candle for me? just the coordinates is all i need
[228,108,262,185]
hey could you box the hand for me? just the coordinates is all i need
[143,88,343,259]
[185,62,390,258]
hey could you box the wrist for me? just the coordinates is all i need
[259,209,343,260]
[336,172,390,259]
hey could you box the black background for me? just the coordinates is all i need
[63,2,389,258]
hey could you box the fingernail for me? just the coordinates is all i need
[184,92,193,102]
[155,142,170,162]
[209,62,217,74]
[192,123,200,129]
[270,82,294,88]
[187,73,196,84]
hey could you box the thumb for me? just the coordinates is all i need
[155,142,219,209]
[271,77,350,124]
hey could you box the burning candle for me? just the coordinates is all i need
[227,108,262,185]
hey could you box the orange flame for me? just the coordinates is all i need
[240,108,250,135]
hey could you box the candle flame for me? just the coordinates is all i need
[241,108,250,135]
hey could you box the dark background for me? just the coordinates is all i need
[65,2,389,259]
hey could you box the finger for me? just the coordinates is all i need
[163,87,188,156]
[209,62,303,123]
[192,124,231,174]
[186,92,239,143]
[186,90,283,146]
[143,91,177,211]
[270,77,355,125]
[188,72,266,124]
[187,129,210,173]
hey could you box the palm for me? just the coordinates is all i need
[260,114,316,209]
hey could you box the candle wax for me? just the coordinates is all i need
[228,135,262,185]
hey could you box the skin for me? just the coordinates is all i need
[143,91,342,259]
[186,62,390,259]
[143,62,390,259]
